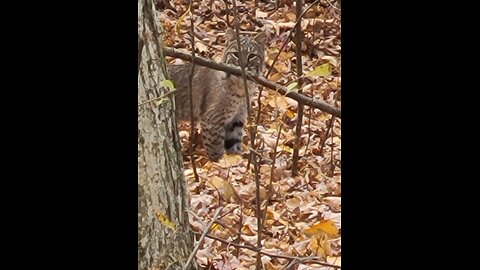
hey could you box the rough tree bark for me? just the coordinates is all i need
[138,0,195,269]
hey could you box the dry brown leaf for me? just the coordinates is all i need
[285,197,301,210]
[285,12,296,21]
[323,197,341,212]
[195,41,209,53]
[163,0,341,267]
[277,22,295,28]
[274,62,290,74]
[266,208,289,227]
[207,176,235,201]
[327,256,341,266]
[268,73,283,81]
[267,94,289,109]
[220,154,243,166]
[256,10,269,18]
[241,222,257,236]
[304,220,339,238]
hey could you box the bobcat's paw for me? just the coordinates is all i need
[225,122,244,154]
[225,138,243,154]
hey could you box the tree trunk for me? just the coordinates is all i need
[138,0,195,269]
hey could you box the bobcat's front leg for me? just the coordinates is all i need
[201,121,226,161]
[224,107,247,155]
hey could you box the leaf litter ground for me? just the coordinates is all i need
[160,0,341,269]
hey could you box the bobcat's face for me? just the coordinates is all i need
[222,29,267,75]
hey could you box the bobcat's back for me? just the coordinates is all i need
[168,29,266,161]
[167,65,249,123]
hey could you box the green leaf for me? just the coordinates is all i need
[160,79,175,91]
[270,47,280,53]
[175,8,189,34]
[305,63,331,77]
[154,98,168,107]
[286,82,298,92]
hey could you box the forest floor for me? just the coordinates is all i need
[160,0,341,269]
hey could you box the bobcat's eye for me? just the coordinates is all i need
[247,53,258,61]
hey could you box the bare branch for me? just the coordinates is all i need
[163,47,341,118]
[187,1,200,182]
[229,1,263,269]
[137,89,177,107]
[195,232,341,269]
[184,207,223,270]
[256,0,322,128]
[262,122,283,230]
[319,116,335,154]
[292,0,305,176]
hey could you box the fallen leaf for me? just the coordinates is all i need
[305,63,332,77]
[195,41,209,53]
[221,154,244,166]
[321,55,339,68]
[256,10,268,18]
[207,176,235,201]
[286,82,298,92]
[286,13,296,21]
[267,94,289,109]
[285,197,301,210]
[304,219,339,238]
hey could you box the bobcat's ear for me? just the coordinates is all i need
[253,31,267,45]
[225,29,236,43]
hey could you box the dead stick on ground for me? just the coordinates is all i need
[195,232,341,269]
[163,47,341,118]
[183,207,223,270]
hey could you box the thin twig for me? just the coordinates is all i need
[306,108,312,155]
[141,0,174,111]
[283,258,300,270]
[326,0,341,11]
[164,47,341,118]
[193,31,222,52]
[187,209,207,228]
[305,14,320,155]
[319,116,334,155]
[230,1,263,269]
[183,207,223,270]
[330,119,335,176]
[292,0,305,176]
[187,2,200,183]
[195,232,341,269]
[234,203,244,257]
[137,89,178,107]
[254,0,322,130]
[262,122,283,229]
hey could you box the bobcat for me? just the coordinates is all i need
[168,29,266,161]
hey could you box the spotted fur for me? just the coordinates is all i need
[168,29,266,161]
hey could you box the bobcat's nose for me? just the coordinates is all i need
[239,57,249,68]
